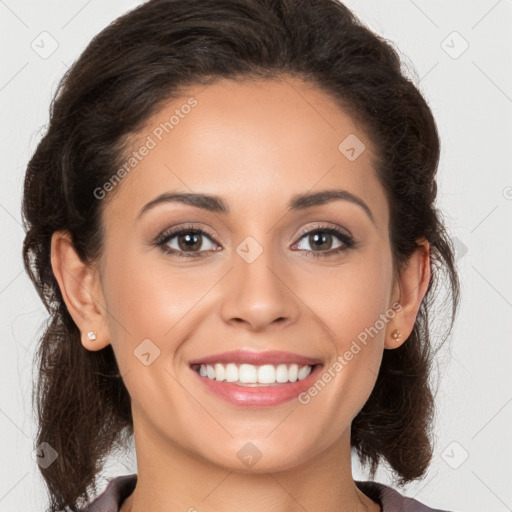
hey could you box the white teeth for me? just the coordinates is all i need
[239,364,257,383]
[214,363,226,381]
[257,364,275,384]
[275,364,288,383]
[225,363,238,382]
[298,365,312,380]
[196,362,314,385]
[288,364,298,382]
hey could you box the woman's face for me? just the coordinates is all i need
[90,77,401,472]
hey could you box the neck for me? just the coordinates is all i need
[120,414,380,512]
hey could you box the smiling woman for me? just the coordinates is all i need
[22,1,460,512]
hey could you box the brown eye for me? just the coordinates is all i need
[156,227,219,258]
[176,232,203,252]
[306,232,336,251]
[294,226,355,256]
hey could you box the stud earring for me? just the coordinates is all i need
[391,329,401,342]
[87,331,97,341]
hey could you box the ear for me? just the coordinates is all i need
[50,230,111,351]
[385,238,431,349]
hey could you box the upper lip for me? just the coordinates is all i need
[189,349,323,367]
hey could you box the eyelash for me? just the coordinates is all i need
[154,223,356,259]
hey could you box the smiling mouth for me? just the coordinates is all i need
[190,362,319,386]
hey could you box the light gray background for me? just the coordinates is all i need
[1,1,511,511]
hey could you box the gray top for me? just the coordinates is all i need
[78,474,452,512]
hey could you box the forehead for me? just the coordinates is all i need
[104,77,388,228]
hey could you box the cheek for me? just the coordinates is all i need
[101,247,227,378]
[296,246,393,398]
[100,250,191,360]
[100,253,207,413]
[301,250,393,344]
[297,255,392,415]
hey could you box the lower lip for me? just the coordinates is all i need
[190,364,323,408]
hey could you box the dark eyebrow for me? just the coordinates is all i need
[137,189,374,224]
[137,192,229,219]
[288,189,374,224]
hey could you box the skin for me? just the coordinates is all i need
[51,76,430,512]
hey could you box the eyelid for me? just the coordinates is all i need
[154,223,351,245]
[293,222,353,242]
[154,223,221,246]
[154,221,356,258]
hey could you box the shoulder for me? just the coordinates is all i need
[78,474,137,512]
[355,479,454,512]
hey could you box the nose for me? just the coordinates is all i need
[219,246,300,332]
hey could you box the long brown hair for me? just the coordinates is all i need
[22,0,460,510]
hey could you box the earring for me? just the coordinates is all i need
[391,329,401,342]
[87,331,97,341]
